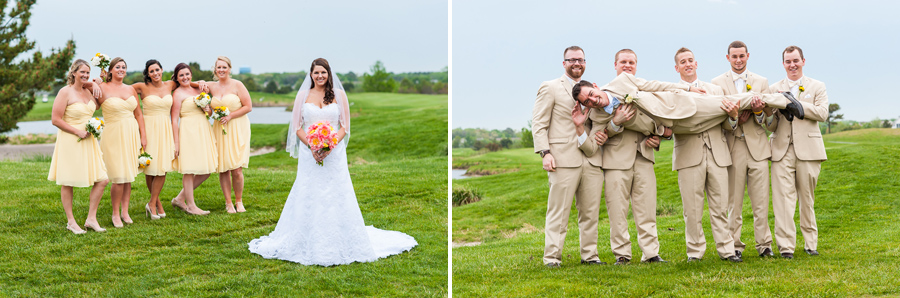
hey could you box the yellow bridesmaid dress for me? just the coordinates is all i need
[210,93,251,172]
[99,96,142,183]
[173,96,218,174]
[141,95,175,176]
[48,100,108,187]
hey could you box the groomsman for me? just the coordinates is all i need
[767,45,828,259]
[711,41,775,258]
[593,49,667,264]
[532,46,605,268]
[670,47,741,262]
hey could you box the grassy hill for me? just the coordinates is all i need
[0,93,448,297]
[452,128,900,297]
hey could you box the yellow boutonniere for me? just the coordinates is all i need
[746,84,752,92]
[798,86,805,93]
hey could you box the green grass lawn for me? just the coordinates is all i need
[451,128,900,297]
[1,93,448,297]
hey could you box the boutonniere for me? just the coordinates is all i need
[798,85,805,94]
[622,93,638,104]
[746,84,752,92]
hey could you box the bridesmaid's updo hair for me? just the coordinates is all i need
[66,59,90,85]
[143,59,162,84]
[172,63,192,88]
[212,56,231,81]
[105,57,127,82]
[310,58,334,105]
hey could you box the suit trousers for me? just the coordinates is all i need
[772,143,821,254]
[727,137,774,254]
[678,147,735,259]
[604,152,660,261]
[543,162,603,264]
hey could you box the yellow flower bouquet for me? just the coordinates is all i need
[78,117,104,142]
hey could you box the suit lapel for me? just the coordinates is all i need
[561,76,573,99]
[725,72,739,94]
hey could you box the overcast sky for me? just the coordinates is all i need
[26,0,448,75]
[452,0,900,129]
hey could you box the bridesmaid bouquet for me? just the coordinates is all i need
[306,121,338,166]
[78,117,104,142]
[90,53,111,81]
[210,106,230,135]
[138,149,152,169]
[194,92,212,117]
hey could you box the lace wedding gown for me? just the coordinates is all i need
[248,103,417,266]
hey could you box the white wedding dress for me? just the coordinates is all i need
[248,103,417,266]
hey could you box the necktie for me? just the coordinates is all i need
[604,96,620,115]
[733,73,748,82]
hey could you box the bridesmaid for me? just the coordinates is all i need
[131,59,208,219]
[48,59,109,234]
[96,57,146,228]
[209,56,252,213]
[170,63,217,215]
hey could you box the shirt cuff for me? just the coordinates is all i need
[727,117,738,129]
[755,112,766,124]
[609,120,623,133]
[577,131,588,146]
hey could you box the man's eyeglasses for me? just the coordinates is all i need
[564,58,586,64]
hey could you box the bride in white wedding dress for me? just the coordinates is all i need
[248,58,416,266]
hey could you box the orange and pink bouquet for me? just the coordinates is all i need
[306,121,338,166]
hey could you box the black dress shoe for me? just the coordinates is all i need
[779,108,794,121]
[546,262,561,268]
[759,248,775,257]
[581,259,607,265]
[614,257,630,265]
[642,256,668,263]
[781,252,794,259]
[687,257,702,262]
[721,255,743,263]
[781,91,805,120]
[734,250,743,259]
[805,249,819,256]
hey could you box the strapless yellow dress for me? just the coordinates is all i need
[142,94,175,176]
[210,94,251,172]
[99,96,141,183]
[48,101,108,187]
[173,96,218,174]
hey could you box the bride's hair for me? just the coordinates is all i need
[105,57,126,82]
[310,58,335,105]
[143,59,162,84]
[212,56,232,81]
[172,63,192,88]
[66,59,90,85]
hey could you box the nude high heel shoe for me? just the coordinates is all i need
[235,202,246,213]
[66,223,86,235]
[84,221,106,233]
[146,203,161,220]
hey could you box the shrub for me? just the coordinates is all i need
[452,186,482,207]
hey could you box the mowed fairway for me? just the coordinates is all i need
[452,129,900,297]
[0,93,448,297]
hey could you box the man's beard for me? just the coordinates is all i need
[566,65,584,80]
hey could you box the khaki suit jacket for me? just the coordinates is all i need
[601,73,696,120]
[672,81,732,170]
[711,71,772,161]
[588,107,662,169]
[766,77,829,161]
[532,75,601,168]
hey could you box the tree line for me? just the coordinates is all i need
[452,125,534,152]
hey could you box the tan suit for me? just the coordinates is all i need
[711,71,774,255]
[671,81,736,259]
[588,98,666,262]
[766,76,828,254]
[532,75,603,264]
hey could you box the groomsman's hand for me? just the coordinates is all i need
[593,129,608,145]
[645,135,661,148]
[661,127,673,138]
[542,154,556,172]
[751,96,765,114]
[612,104,635,126]
[738,110,752,125]
[688,86,707,94]
[721,100,739,119]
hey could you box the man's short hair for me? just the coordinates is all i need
[564,46,584,58]
[674,47,692,63]
[728,41,748,54]
[783,45,804,60]
[614,49,637,63]
[572,80,594,103]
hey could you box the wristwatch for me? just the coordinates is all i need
[539,150,550,158]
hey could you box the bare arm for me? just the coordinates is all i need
[131,87,147,149]
[229,81,253,119]
[50,88,88,138]
[171,93,181,158]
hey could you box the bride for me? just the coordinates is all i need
[248,58,417,266]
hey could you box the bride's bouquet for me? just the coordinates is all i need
[306,121,338,166]
[78,117,104,142]
[210,106,230,135]
[90,53,111,81]
[138,149,152,169]
[194,92,212,117]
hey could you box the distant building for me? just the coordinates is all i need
[892,117,900,129]
[239,67,251,74]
